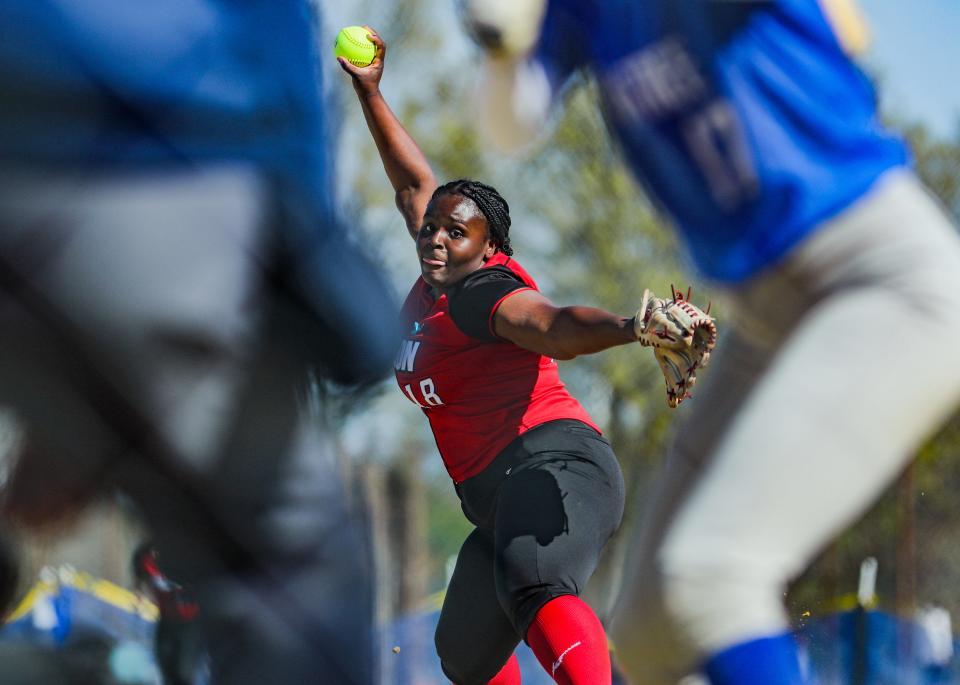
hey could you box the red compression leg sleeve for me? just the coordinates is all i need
[485,653,522,684]
[525,595,611,685]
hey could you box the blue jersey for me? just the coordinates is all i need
[534,0,908,282]
[0,0,332,213]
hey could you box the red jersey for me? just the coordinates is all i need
[394,253,599,483]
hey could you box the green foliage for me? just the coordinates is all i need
[424,479,472,594]
[903,123,960,219]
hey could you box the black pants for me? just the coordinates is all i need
[436,420,625,685]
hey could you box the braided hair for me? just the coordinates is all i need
[431,179,513,256]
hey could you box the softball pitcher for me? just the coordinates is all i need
[459,0,960,682]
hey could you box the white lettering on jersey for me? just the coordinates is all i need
[603,38,707,121]
[403,384,425,408]
[394,340,421,373]
[402,378,444,408]
[681,99,758,210]
[420,378,443,406]
[603,38,758,211]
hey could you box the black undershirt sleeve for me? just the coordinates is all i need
[448,266,529,340]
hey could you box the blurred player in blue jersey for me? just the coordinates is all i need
[0,2,397,683]
[459,0,960,683]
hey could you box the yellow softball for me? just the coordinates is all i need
[334,26,376,68]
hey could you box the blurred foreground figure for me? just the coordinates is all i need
[0,2,397,683]
[132,544,205,685]
[461,0,960,683]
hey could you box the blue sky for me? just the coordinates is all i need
[860,0,960,137]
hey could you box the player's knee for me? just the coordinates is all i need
[495,548,589,636]
[434,630,464,683]
[496,579,575,639]
[435,631,502,685]
[437,657,476,685]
